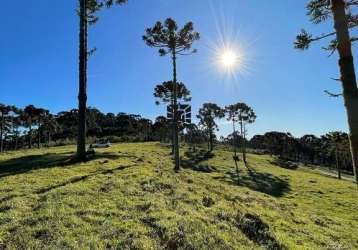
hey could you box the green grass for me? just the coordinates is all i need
[0,142,357,249]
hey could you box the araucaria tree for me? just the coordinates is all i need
[295,0,358,184]
[197,103,224,152]
[324,131,348,179]
[225,103,256,164]
[77,0,127,160]
[143,18,200,171]
[23,105,38,149]
[154,81,191,106]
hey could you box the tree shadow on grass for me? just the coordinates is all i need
[214,168,291,197]
[0,152,122,179]
[181,150,217,173]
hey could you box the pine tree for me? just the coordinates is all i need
[143,18,200,171]
[197,103,224,152]
[225,103,256,165]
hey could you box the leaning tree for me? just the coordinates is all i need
[225,103,256,164]
[197,103,224,152]
[295,0,358,184]
[77,0,127,160]
[143,18,200,171]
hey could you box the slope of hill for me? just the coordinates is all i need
[0,142,357,249]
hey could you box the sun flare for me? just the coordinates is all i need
[221,50,238,68]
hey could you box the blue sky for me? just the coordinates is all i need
[0,0,352,138]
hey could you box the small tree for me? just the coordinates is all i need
[295,0,358,184]
[34,108,48,149]
[152,116,171,142]
[10,106,23,150]
[184,123,206,152]
[225,103,256,164]
[23,105,39,149]
[43,113,59,146]
[324,131,348,179]
[143,18,200,171]
[197,103,224,152]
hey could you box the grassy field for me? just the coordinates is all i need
[0,142,357,249]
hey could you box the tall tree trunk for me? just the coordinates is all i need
[172,49,180,171]
[28,122,32,149]
[209,130,213,152]
[239,119,247,164]
[48,132,51,147]
[38,119,41,149]
[336,146,342,180]
[241,121,247,164]
[207,134,210,151]
[332,0,358,184]
[232,121,237,158]
[170,98,174,155]
[232,120,239,175]
[77,0,88,160]
[15,132,18,151]
[0,113,4,153]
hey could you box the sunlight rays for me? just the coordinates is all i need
[202,0,260,84]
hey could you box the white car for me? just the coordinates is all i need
[91,140,111,148]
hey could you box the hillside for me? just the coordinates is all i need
[0,142,357,249]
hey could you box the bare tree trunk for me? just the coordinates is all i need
[171,98,175,155]
[232,121,237,158]
[332,0,358,184]
[38,119,41,149]
[209,130,214,152]
[242,122,247,164]
[239,119,247,164]
[172,49,180,171]
[15,132,18,151]
[77,0,88,160]
[207,135,210,151]
[48,132,51,147]
[336,147,342,180]
[232,120,239,175]
[28,122,32,149]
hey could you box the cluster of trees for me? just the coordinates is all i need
[249,131,352,178]
[0,104,173,151]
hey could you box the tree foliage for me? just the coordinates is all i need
[154,81,191,105]
[197,103,224,151]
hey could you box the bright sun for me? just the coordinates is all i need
[221,50,237,68]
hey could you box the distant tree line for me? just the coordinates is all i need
[1,103,352,177]
[247,131,353,177]
[0,103,171,151]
